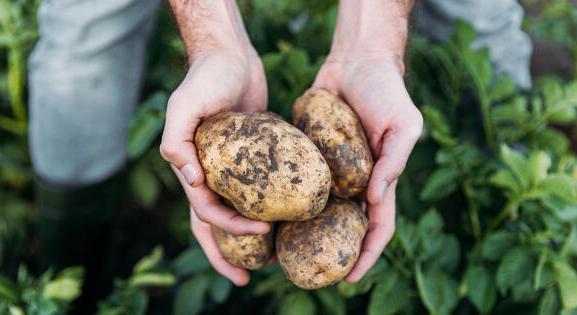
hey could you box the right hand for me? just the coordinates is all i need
[160,48,270,286]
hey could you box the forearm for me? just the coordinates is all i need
[331,0,414,71]
[168,0,254,61]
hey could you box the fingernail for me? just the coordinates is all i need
[180,164,197,185]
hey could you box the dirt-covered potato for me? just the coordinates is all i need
[212,225,274,270]
[292,89,374,198]
[276,197,368,289]
[195,111,331,221]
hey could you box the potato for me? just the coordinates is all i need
[276,197,368,289]
[292,89,374,198]
[195,111,331,221]
[212,225,274,270]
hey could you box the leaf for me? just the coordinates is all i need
[433,235,461,272]
[534,254,557,290]
[496,247,536,293]
[278,292,316,315]
[127,93,167,159]
[418,209,444,235]
[314,288,345,315]
[415,264,459,315]
[489,75,516,101]
[254,275,293,296]
[528,151,552,186]
[396,217,419,258]
[422,105,451,136]
[134,246,163,274]
[420,167,459,201]
[337,259,387,297]
[368,274,410,315]
[209,276,232,304]
[43,278,82,302]
[129,272,175,288]
[173,275,210,315]
[171,247,211,277]
[539,174,577,202]
[0,276,17,304]
[490,170,522,193]
[556,261,577,310]
[130,163,160,208]
[539,287,561,315]
[531,128,570,156]
[491,98,529,124]
[465,264,496,314]
[543,196,577,222]
[500,145,530,191]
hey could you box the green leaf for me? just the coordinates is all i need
[396,217,419,258]
[0,276,18,304]
[420,167,459,201]
[539,174,577,202]
[209,276,232,304]
[491,98,529,124]
[418,209,444,235]
[496,247,536,293]
[171,247,211,277]
[556,261,577,310]
[489,75,516,101]
[337,259,387,297]
[422,105,451,136]
[130,163,160,208]
[534,254,557,290]
[128,272,175,288]
[528,151,552,186]
[415,264,459,315]
[490,170,522,193]
[500,145,530,191]
[465,264,496,314]
[543,196,577,222]
[369,274,410,315]
[173,275,210,315]
[314,288,345,315]
[43,278,82,302]
[539,287,561,315]
[278,292,316,315]
[433,235,461,272]
[134,246,163,274]
[127,92,167,159]
[254,275,293,296]
[531,128,570,156]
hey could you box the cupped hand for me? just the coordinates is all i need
[312,53,423,282]
[160,49,270,285]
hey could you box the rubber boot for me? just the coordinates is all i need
[35,171,127,314]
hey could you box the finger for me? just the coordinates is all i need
[190,208,250,286]
[366,119,422,206]
[172,165,271,235]
[159,93,205,187]
[346,181,397,283]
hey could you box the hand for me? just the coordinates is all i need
[160,49,270,286]
[312,53,423,282]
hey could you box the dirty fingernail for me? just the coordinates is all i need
[181,164,197,185]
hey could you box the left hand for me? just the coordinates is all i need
[312,53,423,282]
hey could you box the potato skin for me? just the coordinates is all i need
[292,89,373,198]
[212,225,274,270]
[276,198,368,289]
[195,111,331,221]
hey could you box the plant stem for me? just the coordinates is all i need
[486,198,520,235]
[463,181,481,239]
[383,250,411,277]
[8,46,27,124]
[0,115,25,135]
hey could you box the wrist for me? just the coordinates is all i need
[169,0,254,62]
[330,0,412,64]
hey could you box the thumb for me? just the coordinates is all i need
[160,97,205,187]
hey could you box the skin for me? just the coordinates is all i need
[163,0,422,285]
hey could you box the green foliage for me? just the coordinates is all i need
[1,0,577,315]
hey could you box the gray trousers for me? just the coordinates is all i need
[28,0,532,186]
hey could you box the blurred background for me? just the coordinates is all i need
[1,0,577,314]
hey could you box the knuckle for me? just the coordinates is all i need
[159,142,179,162]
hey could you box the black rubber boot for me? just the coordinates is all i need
[35,172,127,314]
